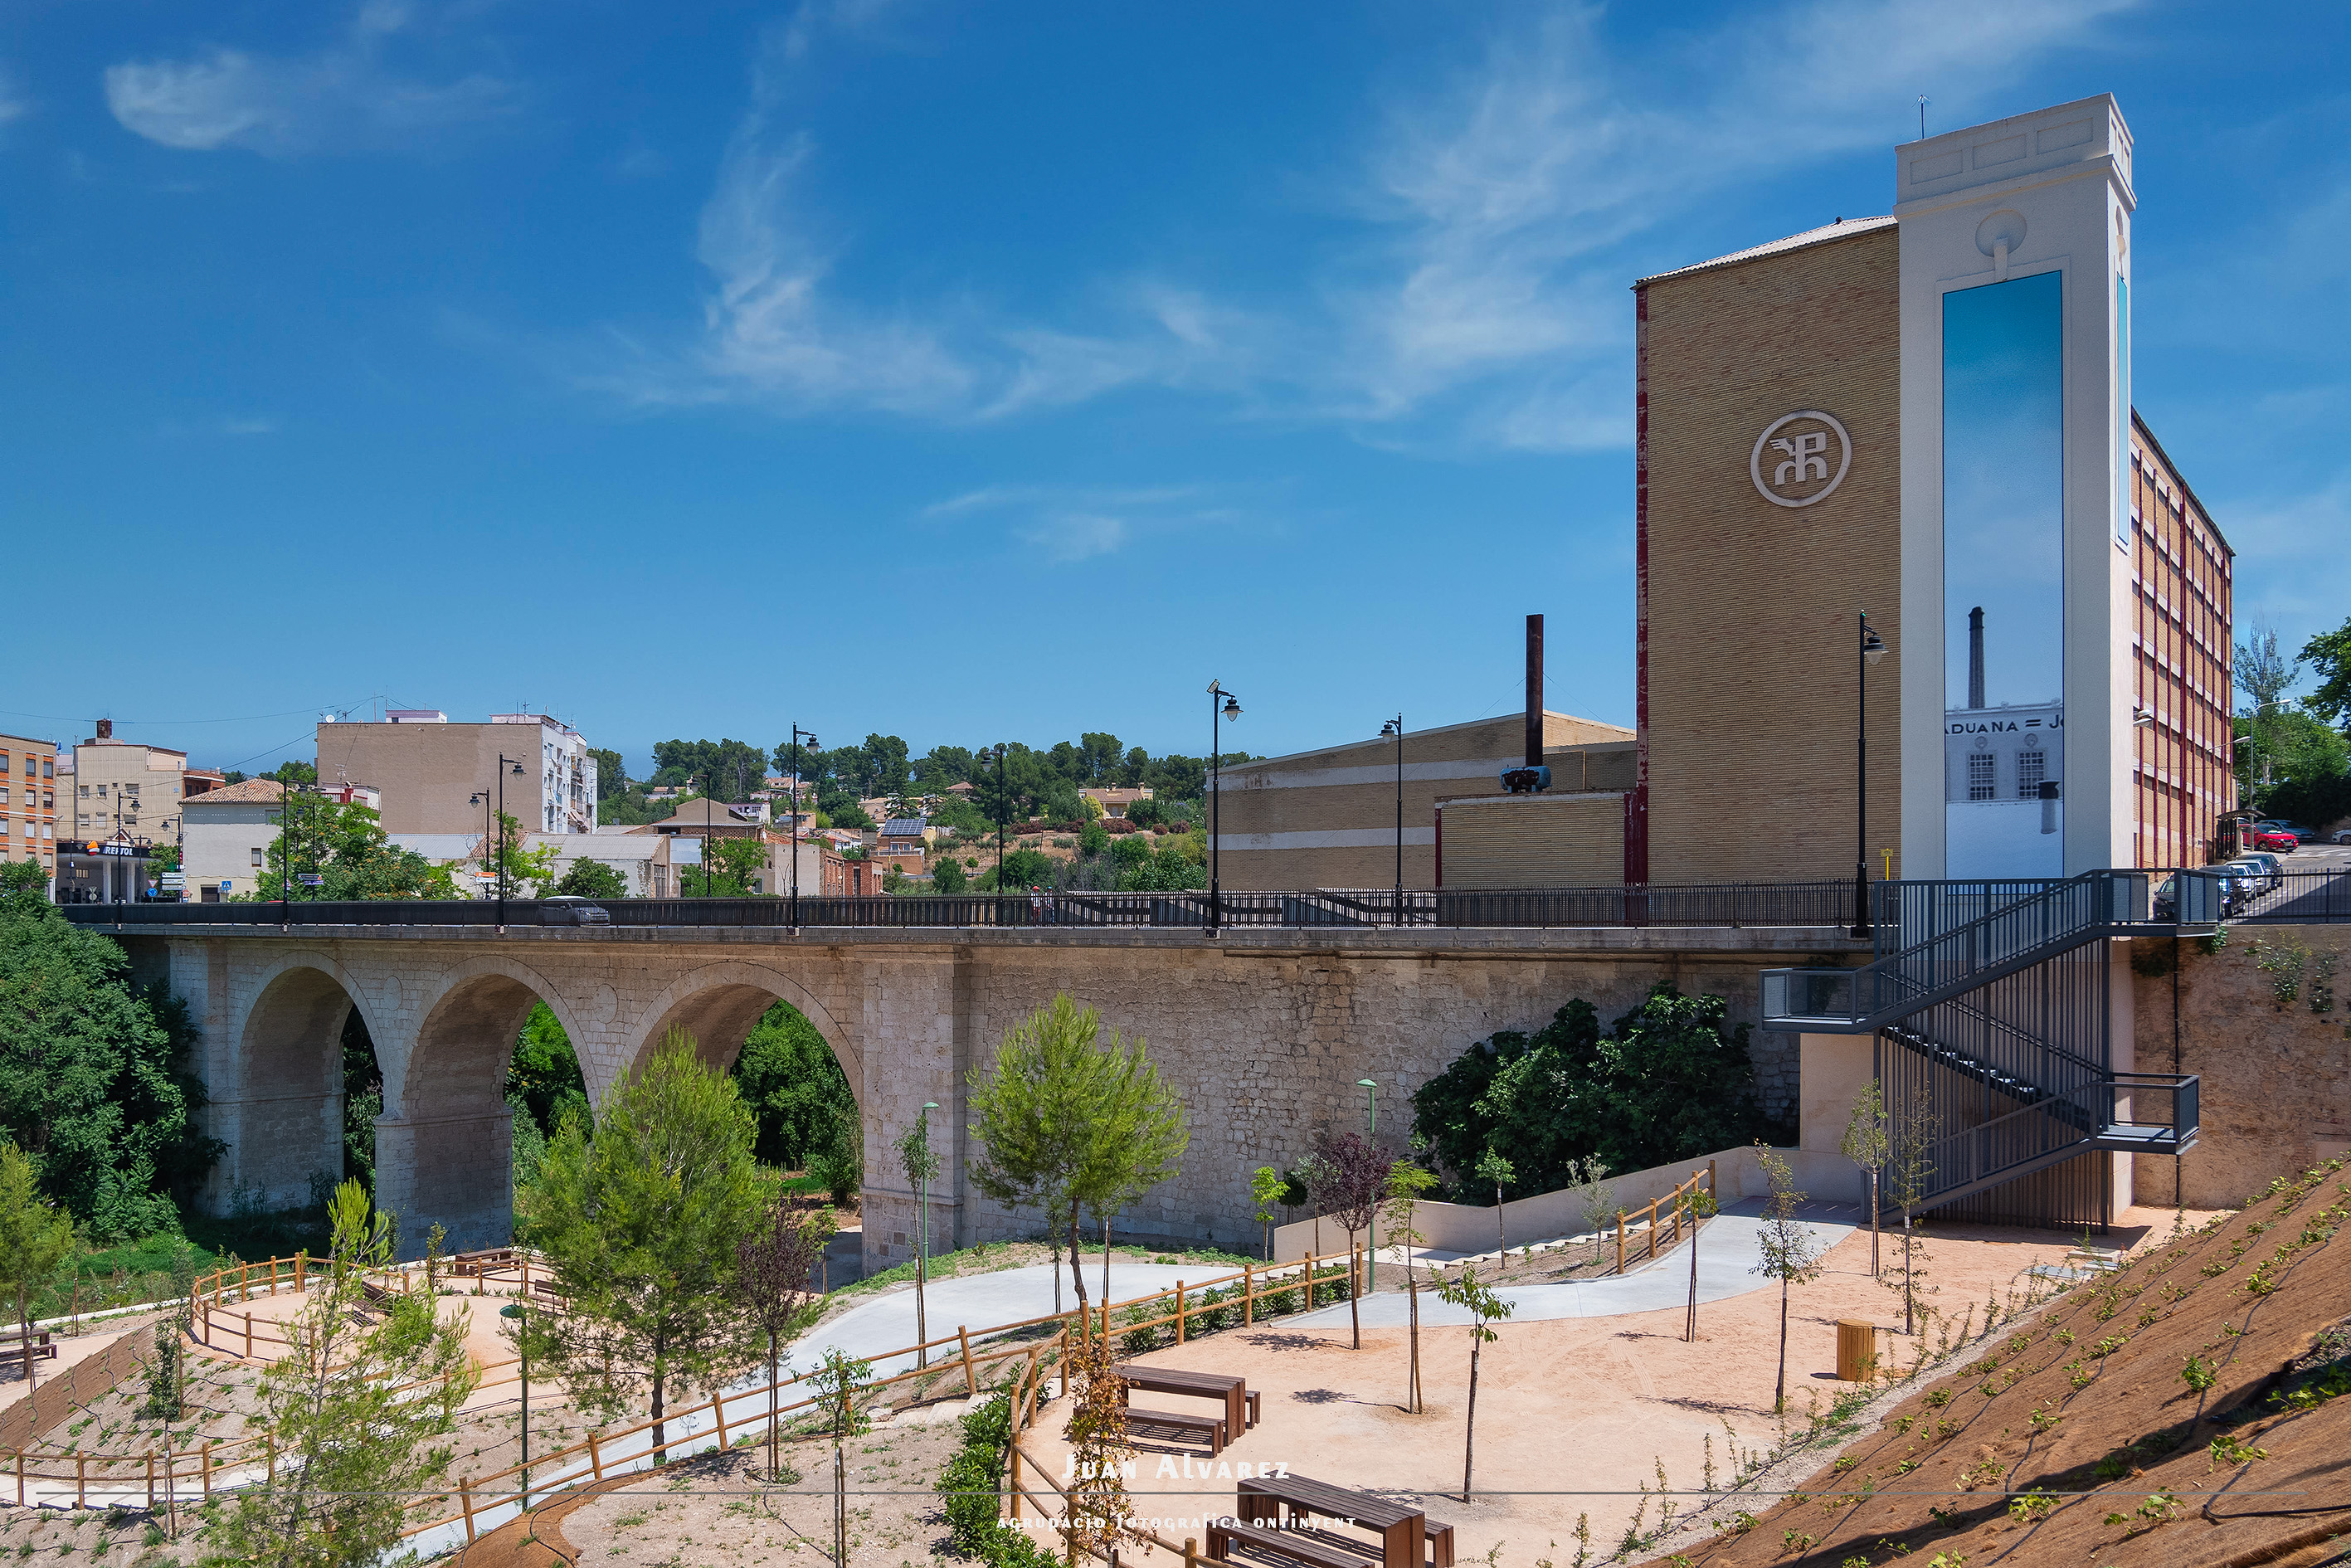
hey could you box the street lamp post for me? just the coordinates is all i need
[1854,612,1888,938]
[789,726,819,927]
[1206,683,1240,934]
[984,744,1010,895]
[472,755,528,931]
[1379,716,1403,923]
[1358,1078,1378,1288]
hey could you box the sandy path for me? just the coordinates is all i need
[1014,1210,2202,1564]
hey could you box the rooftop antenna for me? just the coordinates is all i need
[1918,95,1929,140]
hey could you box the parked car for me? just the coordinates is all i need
[2224,855,2281,895]
[2251,828,2300,853]
[2335,827,2351,846]
[541,894,611,925]
[2256,820,2316,843]
[2155,869,2248,921]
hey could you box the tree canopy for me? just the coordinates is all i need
[0,879,218,1235]
[729,1001,856,1171]
[250,796,456,901]
[966,994,1188,1306]
[1410,986,1769,1201]
[519,1033,770,1455]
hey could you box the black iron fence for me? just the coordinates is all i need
[62,879,1860,933]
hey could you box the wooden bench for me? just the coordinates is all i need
[1209,1518,1364,1568]
[531,1278,569,1308]
[1420,1517,1455,1568]
[0,1338,56,1363]
[1126,1405,1227,1455]
[358,1278,401,1307]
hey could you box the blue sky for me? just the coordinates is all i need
[5,0,2346,777]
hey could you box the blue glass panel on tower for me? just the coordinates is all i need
[1943,270,2065,879]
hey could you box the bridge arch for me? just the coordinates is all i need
[374,955,596,1256]
[617,960,863,1103]
[221,954,389,1212]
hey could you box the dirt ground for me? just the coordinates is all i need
[1014,1210,2204,1566]
[518,1405,974,1568]
[1630,1171,2351,1568]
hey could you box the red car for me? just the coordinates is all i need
[2251,829,2299,852]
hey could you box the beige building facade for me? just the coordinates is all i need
[1633,218,1905,887]
[1211,712,1633,891]
[62,722,192,848]
[315,713,599,837]
[1631,207,2230,887]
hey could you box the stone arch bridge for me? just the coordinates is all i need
[110,922,1842,1267]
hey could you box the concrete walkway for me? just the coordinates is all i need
[1290,1197,1859,1329]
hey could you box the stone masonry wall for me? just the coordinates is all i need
[134,924,1844,1267]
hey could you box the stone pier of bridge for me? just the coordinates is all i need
[115,922,1857,1268]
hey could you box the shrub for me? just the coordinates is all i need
[939,1393,1059,1568]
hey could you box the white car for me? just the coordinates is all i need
[2335,827,2351,846]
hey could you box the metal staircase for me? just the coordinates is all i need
[1762,869,2203,1220]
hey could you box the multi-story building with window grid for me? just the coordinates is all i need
[2129,413,2237,866]
[0,733,60,882]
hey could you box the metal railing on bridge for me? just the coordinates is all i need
[64,879,1861,933]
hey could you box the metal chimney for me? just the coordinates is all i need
[1501,615,1552,793]
[1968,606,1986,710]
[1526,613,1545,769]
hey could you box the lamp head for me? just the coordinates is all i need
[511,762,525,777]
[1380,720,1397,738]
[2132,708,2157,728]
[1223,696,1242,721]
[1862,627,1888,666]
[1357,1079,1377,1089]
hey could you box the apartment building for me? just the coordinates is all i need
[0,733,59,879]
[61,720,190,846]
[314,711,600,835]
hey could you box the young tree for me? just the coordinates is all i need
[1289,1152,1334,1257]
[1062,1329,1140,1566]
[519,1033,769,1458]
[1570,1157,1616,1264]
[0,1143,74,1391]
[809,1347,873,1568]
[1307,1130,1391,1350]
[205,1180,475,1568]
[1473,1148,1514,1251]
[1841,1079,1891,1279]
[967,995,1188,1312]
[1750,1144,1825,1409]
[897,1106,943,1363]
[1249,1165,1287,1261]
[1076,1040,1188,1304]
[734,1199,829,1482]
[932,856,970,895]
[1433,1264,1511,1502]
[1882,1085,1940,1336]
[1382,1157,1439,1413]
[1677,1177,1720,1344]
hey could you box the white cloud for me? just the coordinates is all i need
[104,5,517,157]
[922,483,1243,562]
[610,0,2139,445]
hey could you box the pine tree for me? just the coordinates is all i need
[520,1032,769,1458]
[202,1181,475,1568]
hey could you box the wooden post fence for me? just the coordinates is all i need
[958,1327,977,1397]
[1174,1283,1185,1345]
[588,1433,603,1481]
[460,1478,475,1545]
[1242,1264,1253,1327]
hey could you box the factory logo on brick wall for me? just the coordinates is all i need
[1750,410,1852,508]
